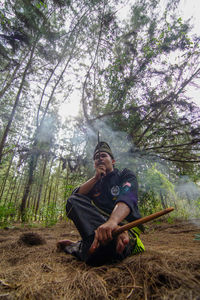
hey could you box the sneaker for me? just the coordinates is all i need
[56,239,75,252]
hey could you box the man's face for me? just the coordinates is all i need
[94,152,115,174]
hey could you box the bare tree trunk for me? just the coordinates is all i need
[0,41,38,163]
[31,185,38,221]
[27,187,33,210]
[47,175,54,207]
[20,153,39,222]
[35,157,47,220]
[0,150,15,203]
[160,191,167,209]
[0,50,28,99]
[3,179,13,205]
[14,174,24,206]
[8,176,17,205]
[52,160,61,205]
[43,158,54,205]
[39,158,54,221]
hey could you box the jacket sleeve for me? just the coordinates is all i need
[115,168,138,212]
[71,187,80,194]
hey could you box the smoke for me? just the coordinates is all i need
[37,116,57,145]
[84,119,200,221]
[175,177,200,222]
[85,119,168,172]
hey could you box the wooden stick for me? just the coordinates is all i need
[89,207,174,254]
[114,207,174,235]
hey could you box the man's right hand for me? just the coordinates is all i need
[89,220,129,255]
[78,163,106,195]
[89,219,118,253]
[94,164,106,181]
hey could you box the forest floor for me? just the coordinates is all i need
[0,219,200,300]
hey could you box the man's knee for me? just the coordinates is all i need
[66,194,83,215]
[66,196,74,215]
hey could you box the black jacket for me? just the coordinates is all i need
[74,168,142,223]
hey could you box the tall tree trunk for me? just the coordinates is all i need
[52,160,61,205]
[31,185,38,221]
[3,179,13,206]
[8,176,17,205]
[40,158,54,221]
[35,157,47,220]
[0,50,28,99]
[0,41,38,163]
[47,175,54,207]
[14,174,24,206]
[43,158,54,205]
[20,153,39,222]
[160,191,167,209]
[12,173,25,221]
[0,150,15,203]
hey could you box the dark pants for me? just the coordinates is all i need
[65,194,135,266]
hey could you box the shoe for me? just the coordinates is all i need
[56,239,75,252]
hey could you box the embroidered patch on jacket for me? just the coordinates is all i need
[123,182,131,187]
[111,185,120,196]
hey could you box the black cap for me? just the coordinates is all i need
[93,141,114,159]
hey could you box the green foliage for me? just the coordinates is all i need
[144,165,176,199]
[19,207,35,223]
[41,203,60,227]
[64,184,74,199]
[167,216,174,224]
[139,190,161,216]
[139,164,176,215]
[0,203,16,227]
[197,197,200,210]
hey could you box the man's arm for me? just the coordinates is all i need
[90,169,139,254]
[78,177,98,195]
[115,169,138,212]
[90,202,130,253]
[78,164,106,195]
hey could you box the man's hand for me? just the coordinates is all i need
[89,202,131,255]
[90,220,118,252]
[94,164,106,181]
[90,220,130,254]
[116,231,129,254]
[78,164,106,195]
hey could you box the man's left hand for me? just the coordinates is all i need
[90,221,129,254]
[116,231,129,254]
